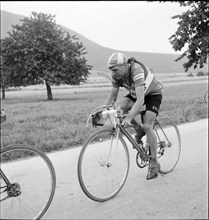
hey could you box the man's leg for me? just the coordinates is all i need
[118,96,134,114]
[118,96,146,145]
[143,111,157,162]
[143,110,160,180]
[131,117,146,144]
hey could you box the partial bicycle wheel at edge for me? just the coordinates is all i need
[77,128,130,202]
[204,91,208,103]
[154,118,181,174]
[0,144,56,220]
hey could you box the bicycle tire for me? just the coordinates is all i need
[77,128,130,202]
[154,118,181,174]
[204,91,208,103]
[0,144,56,220]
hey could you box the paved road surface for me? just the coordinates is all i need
[43,118,208,219]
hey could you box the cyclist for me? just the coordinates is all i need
[104,52,164,180]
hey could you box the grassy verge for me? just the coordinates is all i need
[1,82,208,153]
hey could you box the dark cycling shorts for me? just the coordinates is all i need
[125,94,162,116]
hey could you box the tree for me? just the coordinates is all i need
[0,57,11,100]
[1,12,92,100]
[0,53,7,100]
[169,1,209,72]
[1,38,25,99]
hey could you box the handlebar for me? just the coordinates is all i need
[86,103,127,128]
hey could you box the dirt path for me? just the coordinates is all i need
[43,118,208,219]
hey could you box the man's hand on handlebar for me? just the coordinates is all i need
[116,107,132,127]
[121,115,133,128]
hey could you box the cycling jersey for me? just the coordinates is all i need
[111,61,163,98]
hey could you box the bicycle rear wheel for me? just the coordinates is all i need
[154,118,181,174]
[204,91,208,103]
[0,144,56,220]
[77,128,130,202]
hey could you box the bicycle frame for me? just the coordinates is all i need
[98,115,178,173]
[108,115,172,164]
[0,169,11,186]
[88,103,175,164]
[117,124,149,160]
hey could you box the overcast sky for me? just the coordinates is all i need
[1,1,189,54]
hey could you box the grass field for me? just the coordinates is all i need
[1,81,208,153]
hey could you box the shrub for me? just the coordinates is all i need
[197,71,205,76]
[187,73,194,77]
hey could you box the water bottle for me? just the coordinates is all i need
[102,109,117,127]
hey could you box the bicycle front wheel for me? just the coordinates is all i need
[154,118,181,174]
[77,128,130,202]
[0,144,56,220]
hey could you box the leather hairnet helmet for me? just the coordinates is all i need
[107,52,128,68]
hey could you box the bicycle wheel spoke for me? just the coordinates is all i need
[78,129,129,202]
[154,118,181,174]
[0,145,56,219]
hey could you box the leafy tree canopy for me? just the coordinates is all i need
[169,1,209,72]
[1,11,92,99]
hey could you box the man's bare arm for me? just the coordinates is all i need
[104,87,119,106]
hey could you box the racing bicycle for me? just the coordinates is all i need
[77,103,181,202]
[0,109,56,219]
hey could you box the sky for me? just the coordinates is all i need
[1,1,189,54]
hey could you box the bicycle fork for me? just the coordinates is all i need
[0,170,21,202]
[98,128,120,167]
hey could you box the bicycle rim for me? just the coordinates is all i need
[0,144,56,220]
[77,128,130,202]
[154,118,181,174]
[204,91,208,103]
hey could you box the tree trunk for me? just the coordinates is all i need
[2,87,5,100]
[45,80,53,100]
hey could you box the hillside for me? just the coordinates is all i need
[1,10,207,73]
